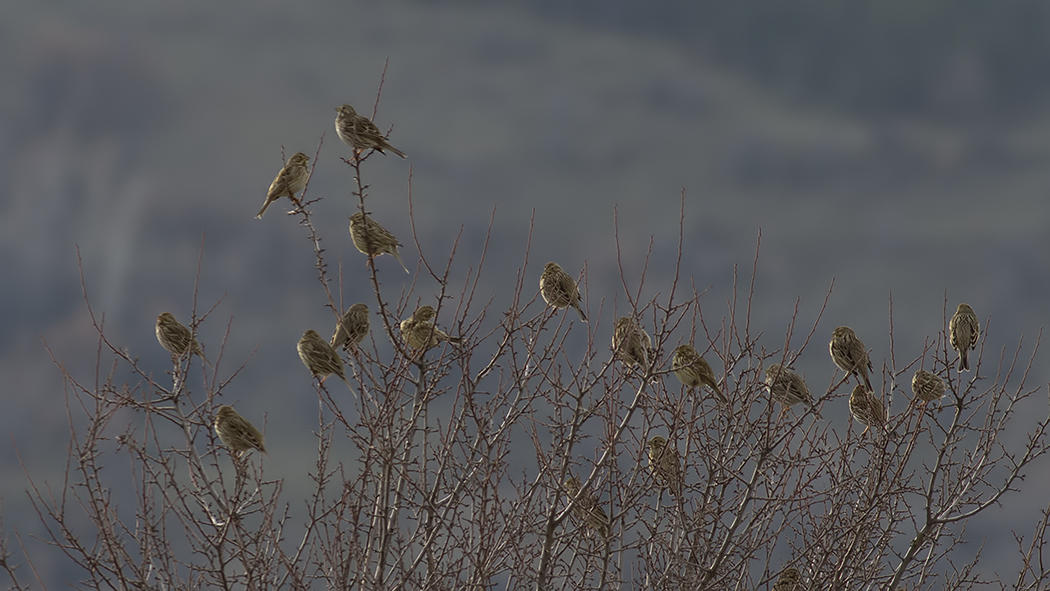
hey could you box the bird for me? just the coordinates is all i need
[949,303,980,372]
[772,567,801,591]
[911,369,946,403]
[334,104,406,158]
[331,303,370,351]
[671,344,729,405]
[348,212,410,273]
[213,405,267,457]
[539,262,587,322]
[297,329,350,387]
[400,305,462,351]
[764,364,819,417]
[256,152,309,219]
[830,326,874,390]
[156,312,211,366]
[562,477,610,538]
[647,436,683,497]
[849,384,896,438]
[612,316,652,372]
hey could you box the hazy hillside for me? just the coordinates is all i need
[3,0,1050,585]
[508,0,1050,117]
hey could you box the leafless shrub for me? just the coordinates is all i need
[5,83,1050,591]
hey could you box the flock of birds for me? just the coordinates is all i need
[569,306,976,526]
[554,297,976,589]
[155,103,431,456]
[538,243,983,591]
[151,103,982,588]
[539,261,979,558]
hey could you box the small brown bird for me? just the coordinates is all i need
[849,385,896,438]
[539,262,587,322]
[772,567,801,591]
[671,344,728,405]
[612,316,652,371]
[400,305,462,351]
[830,326,874,390]
[562,477,610,538]
[949,303,980,372]
[647,436,683,497]
[256,152,310,219]
[911,369,946,403]
[335,104,406,158]
[297,329,350,387]
[331,303,370,350]
[156,312,211,366]
[348,212,409,273]
[764,364,819,416]
[214,405,267,457]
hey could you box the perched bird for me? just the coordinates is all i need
[214,405,267,457]
[830,326,874,390]
[911,369,946,403]
[539,262,587,322]
[562,477,610,538]
[647,436,683,497]
[256,152,309,219]
[772,567,801,591]
[334,104,406,158]
[400,305,462,351]
[849,385,896,438]
[671,344,729,405]
[348,212,409,273]
[156,312,210,366]
[612,316,652,371]
[297,329,350,387]
[331,303,370,351]
[764,364,819,416]
[949,303,980,372]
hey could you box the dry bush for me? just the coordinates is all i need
[5,89,1050,591]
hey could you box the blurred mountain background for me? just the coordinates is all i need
[3,0,1050,585]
